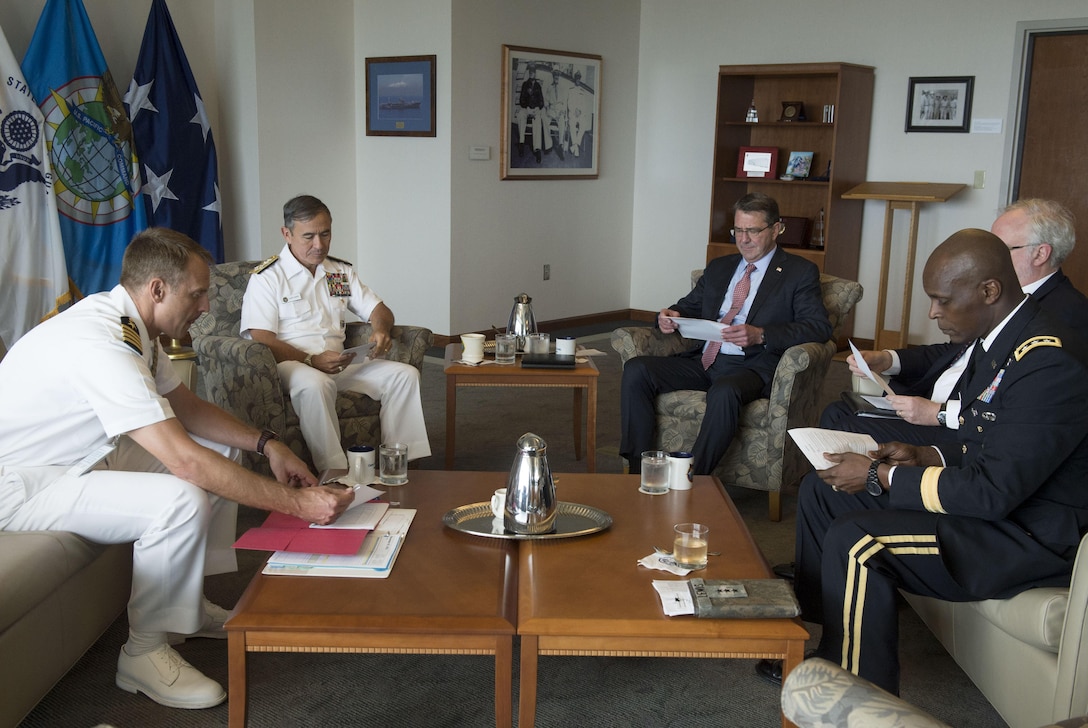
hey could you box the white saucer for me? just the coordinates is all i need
[638,486,668,495]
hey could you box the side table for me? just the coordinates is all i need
[443,343,599,471]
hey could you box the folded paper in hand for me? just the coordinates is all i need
[665,317,727,342]
[788,427,877,470]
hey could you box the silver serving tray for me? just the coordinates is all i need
[443,501,612,540]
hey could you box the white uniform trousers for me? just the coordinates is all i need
[0,436,239,635]
[278,358,431,472]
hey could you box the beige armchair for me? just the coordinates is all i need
[189,260,433,474]
[611,273,862,521]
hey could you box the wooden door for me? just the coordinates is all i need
[1014,31,1088,291]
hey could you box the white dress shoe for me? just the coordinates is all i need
[168,597,232,644]
[116,644,226,709]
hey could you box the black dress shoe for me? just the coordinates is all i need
[772,561,796,581]
[755,649,819,687]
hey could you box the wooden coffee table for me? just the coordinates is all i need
[515,473,809,728]
[443,343,599,471]
[225,472,518,727]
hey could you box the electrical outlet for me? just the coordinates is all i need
[543,264,550,281]
[973,170,986,190]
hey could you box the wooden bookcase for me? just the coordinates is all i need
[707,62,874,284]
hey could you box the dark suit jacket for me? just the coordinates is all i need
[671,248,832,386]
[894,268,1088,396]
[890,299,1088,596]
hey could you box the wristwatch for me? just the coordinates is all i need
[256,429,279,457]
[865,460,884,496]
[936,404,947,427]
[303,353,313,367]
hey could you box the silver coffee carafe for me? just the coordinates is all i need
[504,433,557,535]
[507,293,538,351]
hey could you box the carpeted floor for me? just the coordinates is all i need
[16,326,1006,727]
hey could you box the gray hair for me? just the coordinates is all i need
[283,195,332,229]
[1002,199,1076,266]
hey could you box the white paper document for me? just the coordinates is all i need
[666,317,727,342]
[343,342,375,360]
[264,508,416,578]
[787,427,878,470]
[848,339,894,395]
[310,498,388,529]
[859,393,896,411]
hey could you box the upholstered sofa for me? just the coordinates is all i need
[783,657,1088,728]
[189,260,433,474]
[0,338,133,727]
[610,273,862,520]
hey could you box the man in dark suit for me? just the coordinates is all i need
[825,198,1088,445]
[619,192,832,474]
[757,229,1088,694]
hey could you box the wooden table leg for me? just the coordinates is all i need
[518,635,539,728]
[494,636,513,728]
[227,631,247,728]
[572,387,583,461]
[445,374,457,469]
[586,377,597,472]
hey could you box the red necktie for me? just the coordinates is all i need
[701,263,755,370]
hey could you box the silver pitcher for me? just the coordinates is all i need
[507,293,538,351]
[504,433,557,535]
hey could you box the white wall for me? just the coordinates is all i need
[449,0,640,335]
[632,0,1088,344]
[356,0,452,332]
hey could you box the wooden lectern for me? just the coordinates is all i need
[842,182,966,350]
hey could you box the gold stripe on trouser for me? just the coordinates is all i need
[842,534,940,675]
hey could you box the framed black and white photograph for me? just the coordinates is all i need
[365,55,436,137]
[501,44,601,179]
[905,76,974,133]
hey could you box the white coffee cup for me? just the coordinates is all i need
[490,488,507,517]
[461,333,485,363]
[556,336,576,356]
[667,451,694,490]
[347,445,376,485]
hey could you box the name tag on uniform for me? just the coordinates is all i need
[281,293,302,303]
[326,273,350,297]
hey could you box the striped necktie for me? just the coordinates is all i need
[702,263,756,370]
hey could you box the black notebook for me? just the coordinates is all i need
[841,390,902,420]
[520,353,577,369]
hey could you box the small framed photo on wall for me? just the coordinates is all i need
[365,55,436,137]
[905,76,974,133]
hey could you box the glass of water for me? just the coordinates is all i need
[379,442,408,485]
[639,450,669,494]
[494,333,517,365]
[673,523,709,570]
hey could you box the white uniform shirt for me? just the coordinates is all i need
[0,286,180,466]
[240,245,382,355]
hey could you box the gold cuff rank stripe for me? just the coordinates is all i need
[920,466,945,513]
[120,316,142,355]
[1015,335,1061,361]
[251,255,279,274]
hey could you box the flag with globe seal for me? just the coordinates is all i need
[0,22,71,346]
[125,0,224,263]
[21,0,148,298]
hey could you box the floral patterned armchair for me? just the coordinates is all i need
[611,273,862,521]
[189,260,433,474]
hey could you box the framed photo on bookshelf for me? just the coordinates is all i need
[905,76,974,133]
[736,146,778,178]
[785,151,814,178]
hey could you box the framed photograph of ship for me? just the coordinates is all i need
[501,45,601,179]
[365,55,436,137]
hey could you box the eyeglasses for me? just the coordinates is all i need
[730,223,775,238]
[1007,243,1042,252]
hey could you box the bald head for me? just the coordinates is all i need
[922,229,1026,343]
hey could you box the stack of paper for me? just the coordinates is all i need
[233,494,389,555]
[262,509,416,579]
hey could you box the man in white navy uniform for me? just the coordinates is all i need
[240,194,431,472]
[0,229,354,710]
